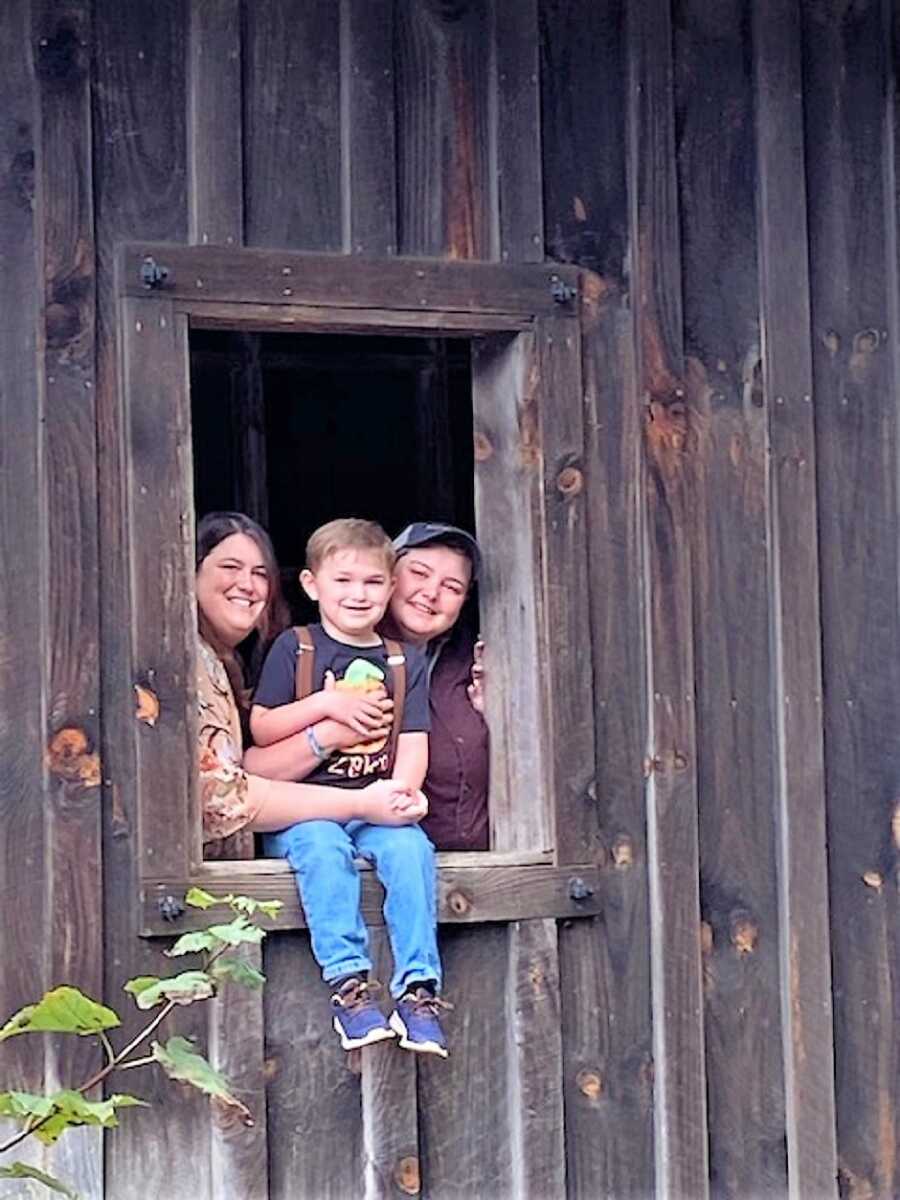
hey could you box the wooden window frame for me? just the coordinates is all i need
[114,243,602,935]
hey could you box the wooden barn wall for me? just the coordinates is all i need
[0,1,898,1198]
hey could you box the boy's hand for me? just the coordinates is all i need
[321,671,393,737]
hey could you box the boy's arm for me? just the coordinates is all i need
[392,731,428,793]
[249,694,332,748]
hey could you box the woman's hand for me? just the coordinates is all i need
[355,779,426,826]
[467,637,485,714]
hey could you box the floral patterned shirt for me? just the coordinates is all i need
[197,638,259,843]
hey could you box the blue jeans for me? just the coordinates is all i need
[263,820,441,998]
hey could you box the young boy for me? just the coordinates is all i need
[251,518,447,1056]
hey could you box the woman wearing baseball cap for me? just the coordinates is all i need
[379,523,489,851]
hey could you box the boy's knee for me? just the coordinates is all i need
[381,824,435,866]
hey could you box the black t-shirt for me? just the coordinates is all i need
[253,624,429,788]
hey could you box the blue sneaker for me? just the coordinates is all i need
[389,987,450,1058]
[330,978,396,1050]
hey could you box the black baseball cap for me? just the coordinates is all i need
[392,522,482,582]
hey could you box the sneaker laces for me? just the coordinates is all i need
[332,978,384,1012]
[401,988,453,1017]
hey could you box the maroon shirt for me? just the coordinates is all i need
[419,624,489,851]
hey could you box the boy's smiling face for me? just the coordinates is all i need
[301,547,394,645]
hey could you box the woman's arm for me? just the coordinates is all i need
[246,775,426,832]
[250,679,393,748]
[249,695,331,747]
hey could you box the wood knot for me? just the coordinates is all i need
[644,399,689,466]
[46,727,100,787]
[730,913,758,955]
[576,1069,603,1101]
[473,430,493,462]
[822,329,840,355]
[862,870,882,891]
[134,683,160,726]
[611,837,633,868]
[394,1156,421,1196]
[891,801,900,850]
[556,466,583,497]
[447,889,472,916]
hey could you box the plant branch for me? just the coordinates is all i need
[117,1055,156,1071]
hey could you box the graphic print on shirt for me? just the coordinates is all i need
[327,658,390,779]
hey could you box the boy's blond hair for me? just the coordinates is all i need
[305,518,395,574]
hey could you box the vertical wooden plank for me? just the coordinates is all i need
[91,4,211,1195]
[341,0,397,256]
[413,340,456,522]
[243,0,342,251]
[395,0,495,259]
[229,332,269,527]
[539,0,629,281]
[32,2,104,1193]
[505,919,566,1198]
[417,926,512,1196]
[673,1,789,1195]
[0,0,49,1182]
[627,0,709,1194]
[188,0,243,246]
[495,0,543,262]
[360,929,420,1200]
[754,0,837,1194]
[536,315,600,865]
[472,331,552,854]
[559,279,654,1198]
[804,1,900,1195]
[264,932,365,1197]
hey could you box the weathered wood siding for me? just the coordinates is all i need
[0,1,898,1197]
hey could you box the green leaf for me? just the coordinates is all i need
[209,957,266,990]
[256,899,283,920]
[226,895,282,920]
[31,1091,147,1146]
[0,1090,54,1121]
[164,930,217,957]
[0,987,120,1041]
[132,971,215,1010]
[184,886,222,910]
[205,915,265,948]
[0,1162,79,1198]
[123,976,160,998]
[152,1037,253,1126]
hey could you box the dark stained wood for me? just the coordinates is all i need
[91,4,213,1195]
[140,862,604,935]
[472,331,552,853]
[536,314,600,865]
[264,931,364,1197]
[341,0,397,256]
[565,278,654,1196]
[539,0,629,281]
[189,300,528,336]
[243,0,342,251]
[395,0,495,258]
[188,0,243,247]
[229,332,269,528]
[417,925,512,1195]
[804,1,900,1194]
[32,1,104,1192]
[360,930,420,1199]
[495,0,543,262]
[628,0,709,1193]
[674,1,787,1194]
[505,920,566,1197]
[754,0,837,1192]
[120,242,580,317]
[413,340,456,521]
[0,0,49,1170]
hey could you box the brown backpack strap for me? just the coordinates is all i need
[293,626,315,700]
[383,638,406,769]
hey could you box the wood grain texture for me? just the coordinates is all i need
[188,0,243,247]
[141,862,604,935]
[754,0,837,1192]
[264,931,365,1197]
[416,925,513,1196]
[804,1,900,1194]
[539,0,629,281]
[565,278,654,1196]
[505,920,566,1198]
[32,1,104,1192]
[0,0,49,1179]
[91,3,211,1195]
[536,315,600,865]
[243,0,342,251]
[341,0,397,255]
[395,0,495,258]
[628,0,709,1193]
[495,0,543,262]
[674,1,787,1193]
